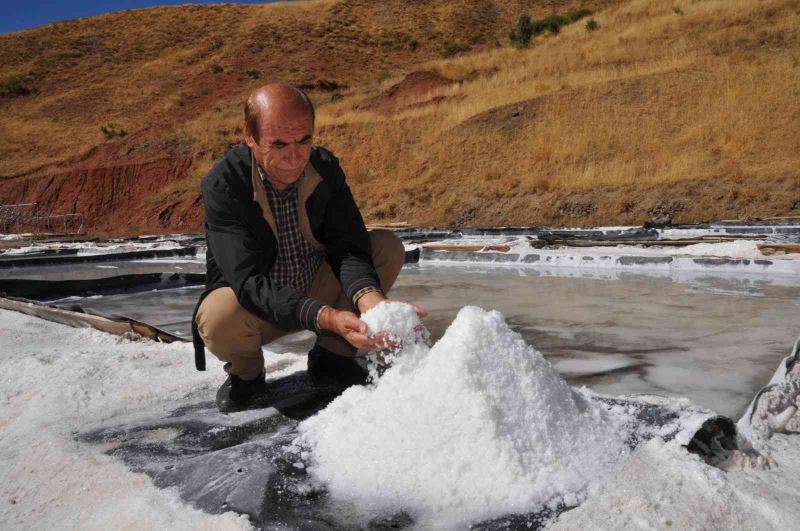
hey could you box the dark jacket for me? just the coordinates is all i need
[191,144,380,370]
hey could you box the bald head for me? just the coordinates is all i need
[244,83,314,143]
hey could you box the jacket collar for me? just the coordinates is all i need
[249,150,325,250]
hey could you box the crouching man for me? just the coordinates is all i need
[191,83,425,412]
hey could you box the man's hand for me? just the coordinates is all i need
[356,291,428,318]
[318,306,388,352]
[318,293,429,353]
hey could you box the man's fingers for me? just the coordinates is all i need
[345,330,397,350]
[371,331,399,350]
[410,303,428,318]
[342,313,368,334]
[345,331,378,350]
[334,311,365,332]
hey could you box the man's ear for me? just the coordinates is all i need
[242,120,255,148]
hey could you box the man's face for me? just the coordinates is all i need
[246,107,313,190]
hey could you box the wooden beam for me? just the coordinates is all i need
[0,296,186,343]
[422,244,512,252]
[758,243,800,255]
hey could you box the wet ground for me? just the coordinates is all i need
[0,256,204,280]
[45,261,800,419]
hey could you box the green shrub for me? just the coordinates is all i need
[246,69,260,79]
[378,71,391,83]
[511,8,593,43]
[586,18,600,32]
[440,41,470,58]
[211,64,224,74]
[538,15,569,34]
[0,76,31,97]
[409,38,419,51]
[569,9,593,22]
[100,123,127,140]
[509,14,533,48]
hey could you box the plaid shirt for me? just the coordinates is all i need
[259,167,323,294]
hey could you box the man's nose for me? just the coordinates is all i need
[288,144,306,166]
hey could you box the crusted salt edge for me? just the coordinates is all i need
[503,238,774,259]
[296,305,633,529]
[552,433,800,530]
[737,342,800,449]
[0,309,253,531]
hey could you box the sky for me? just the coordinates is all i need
[0,1,289,35]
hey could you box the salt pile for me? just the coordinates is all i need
[295,304,630,528]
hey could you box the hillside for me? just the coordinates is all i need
[0,0,798,235]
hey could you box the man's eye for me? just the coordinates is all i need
[299,138,312,145]
[272,143,287,149]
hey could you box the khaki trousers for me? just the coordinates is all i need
[195,229,405,380]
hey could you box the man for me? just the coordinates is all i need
[191,83,425,412]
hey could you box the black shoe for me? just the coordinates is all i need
[215,372,268,413]
[307,344,368,388]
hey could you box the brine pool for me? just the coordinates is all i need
[41,261,800,418]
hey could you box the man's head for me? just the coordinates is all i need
[243,83,315,190]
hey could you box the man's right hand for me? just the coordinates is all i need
[318,306,388,353]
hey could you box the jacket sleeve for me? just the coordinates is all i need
[318,156,382,305]
[203,173,323,332]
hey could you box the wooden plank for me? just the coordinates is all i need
[367,222,410,229]
[758,243,800,255]
[546,238,765,248]
[0,296,187,343]
[422,244,512,252]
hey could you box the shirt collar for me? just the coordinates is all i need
[257,165,301,197]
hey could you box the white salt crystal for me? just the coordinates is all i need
[360,301,429,379]
[360,300,422,343]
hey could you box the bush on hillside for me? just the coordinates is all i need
[100,123,127,140]
[586,18,600,32]
[440,41,470,58]
[509,14,534,48]
[570,9,593,22]
[0,76,31,97]
[511,8,595,45]
[537,15,566,35]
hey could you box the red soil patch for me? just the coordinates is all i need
[385,71,453,100]
[0,152,200,237]
[362,70,457,113]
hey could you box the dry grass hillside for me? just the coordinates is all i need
[1,0,798,233]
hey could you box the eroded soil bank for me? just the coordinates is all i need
[2,155,797,238]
